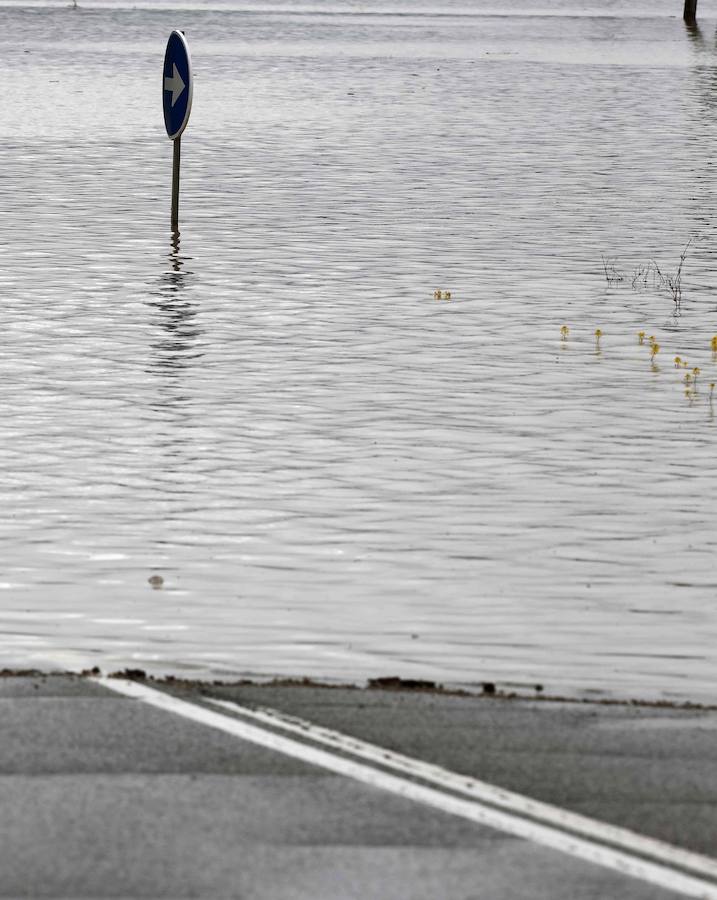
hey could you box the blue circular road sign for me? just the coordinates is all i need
[163,31,192,140]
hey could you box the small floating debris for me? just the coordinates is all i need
[148,575,164,589]
[433,290,452,300]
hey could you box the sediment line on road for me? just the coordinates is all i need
[98,676,717,900]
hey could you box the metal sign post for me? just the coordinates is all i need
[162,30,193,231]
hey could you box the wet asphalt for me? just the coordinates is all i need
[0,674,715,899]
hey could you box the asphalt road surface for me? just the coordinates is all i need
[1,673,715,899]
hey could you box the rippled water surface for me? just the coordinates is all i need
[2,0,717,700]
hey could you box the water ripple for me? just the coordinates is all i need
[1,0,717,700]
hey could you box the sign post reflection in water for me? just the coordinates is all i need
[163,30,193,231]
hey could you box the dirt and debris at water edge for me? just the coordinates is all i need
[0,668,710,710]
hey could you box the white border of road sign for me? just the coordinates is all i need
[164,30,193,141]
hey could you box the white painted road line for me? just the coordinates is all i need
[99,677,717,900]
[207,696,717,885]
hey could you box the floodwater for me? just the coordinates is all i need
[1,0,717,701]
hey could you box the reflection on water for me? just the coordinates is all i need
[1,0,717,701]
[684,20,705,47]
[147,230,202,380]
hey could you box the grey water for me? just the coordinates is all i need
[2,0,717,701]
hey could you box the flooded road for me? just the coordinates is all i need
[1,0,717,700]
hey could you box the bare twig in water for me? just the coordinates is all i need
[631,263,649,289]
[601,255,624,285]
[664,238,692,308]
[631,260,663,290]
[626,239,693,310]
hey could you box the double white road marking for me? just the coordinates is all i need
[99,677,717,900]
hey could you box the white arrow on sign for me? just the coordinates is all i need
[164,63,186,108]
